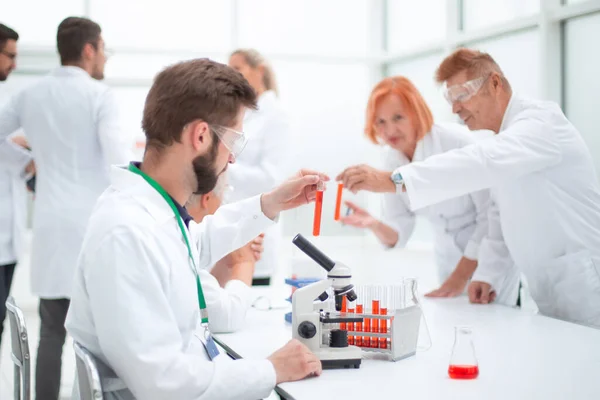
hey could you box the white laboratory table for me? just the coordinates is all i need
[215,297,600,400]
[214,248,600,400]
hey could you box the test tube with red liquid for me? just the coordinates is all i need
[371,286,380,348]
[313,181,325,236]
[334,183,343,221]
[347,299,355,345]
[379,286,388,349]
[363,288,371,347]
[340,296,347,331]
[355,287,363,347]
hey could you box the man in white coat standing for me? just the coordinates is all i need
[66,58,325,399]
[0,17,131,398]
[355,48,600,328]
[0,23,35,351]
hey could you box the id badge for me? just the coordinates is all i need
[197,327,220,361]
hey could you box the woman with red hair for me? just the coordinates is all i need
[337,76,519,304]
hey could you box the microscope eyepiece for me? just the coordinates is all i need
[292,234,335,272]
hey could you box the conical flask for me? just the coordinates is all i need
[448,326,479,379]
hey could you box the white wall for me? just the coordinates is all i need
[3,0,600,245]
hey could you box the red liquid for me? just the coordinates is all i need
[355,304,363,347]
[313,191,323,236]
[371,300,380,348]
[340,296,347,330]
[334,183,343,221]
[379,308,387,349]
[363,316,371,348]
[347,308,355,345]
[448,365,479,379]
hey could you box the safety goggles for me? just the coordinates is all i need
[443,75,489,105]
[210,125,248,160]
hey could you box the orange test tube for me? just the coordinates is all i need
[334,183,343,221]
[347,303,355,345]
[340,296,347,330]
[313,182,325,236]
[371,299,380,348]
[355,303,363,347]
[379,306,388,349]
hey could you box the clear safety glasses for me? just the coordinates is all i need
[443,75,489,105]
[211,124,248,160]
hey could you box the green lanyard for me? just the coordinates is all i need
[128,164,209,325]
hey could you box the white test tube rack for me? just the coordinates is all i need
[343,305,422,361]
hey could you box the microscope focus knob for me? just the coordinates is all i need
[298,321,317,339]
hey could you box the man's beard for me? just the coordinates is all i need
[192,138,221,196]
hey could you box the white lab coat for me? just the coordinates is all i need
[227,90,291,278]
[0,136,32,265]
[398,94,600,327]
[382,124,519,305]
[0,66,132,298]
[65,166,276,400]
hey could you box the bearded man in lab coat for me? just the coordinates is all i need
[344,48,600,329]
[66,58,325,399]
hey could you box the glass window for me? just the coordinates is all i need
[104,54,227,81]
[90,0,233,51]
[387,0,447,53]
[2,0,85,46]
[462,0,539,31]
[564,12,600,180]
[469,29,541,99]
[236,0,370,56]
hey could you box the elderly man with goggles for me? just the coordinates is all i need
[348,48,600,329]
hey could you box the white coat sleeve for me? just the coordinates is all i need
[200,271,252,333]
[97,88,133,166]
[192,195,275,270]
[0,96,22,144]
[471,199,518,296]
[398,110,562,210]
[462,189,491,260]
[0,138,32,175]
[381,191,416,248]
[85,226,276,400]
[227,113,291,193]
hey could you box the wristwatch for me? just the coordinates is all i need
[390,171,405,192]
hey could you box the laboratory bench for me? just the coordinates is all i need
[214,247,600,400]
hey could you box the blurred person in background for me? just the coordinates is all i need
[0,16,131,399]
[187,173,265,290]
[228,49,291,286]
[0,22,35,352]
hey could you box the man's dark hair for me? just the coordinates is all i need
[57,17,101,64]
[142,58,258,150]
[0,24,19,52]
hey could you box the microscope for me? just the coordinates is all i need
[291,234,363,369]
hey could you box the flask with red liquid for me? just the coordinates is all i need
[448,326,479,379]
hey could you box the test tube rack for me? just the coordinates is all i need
[341,305,422,361]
